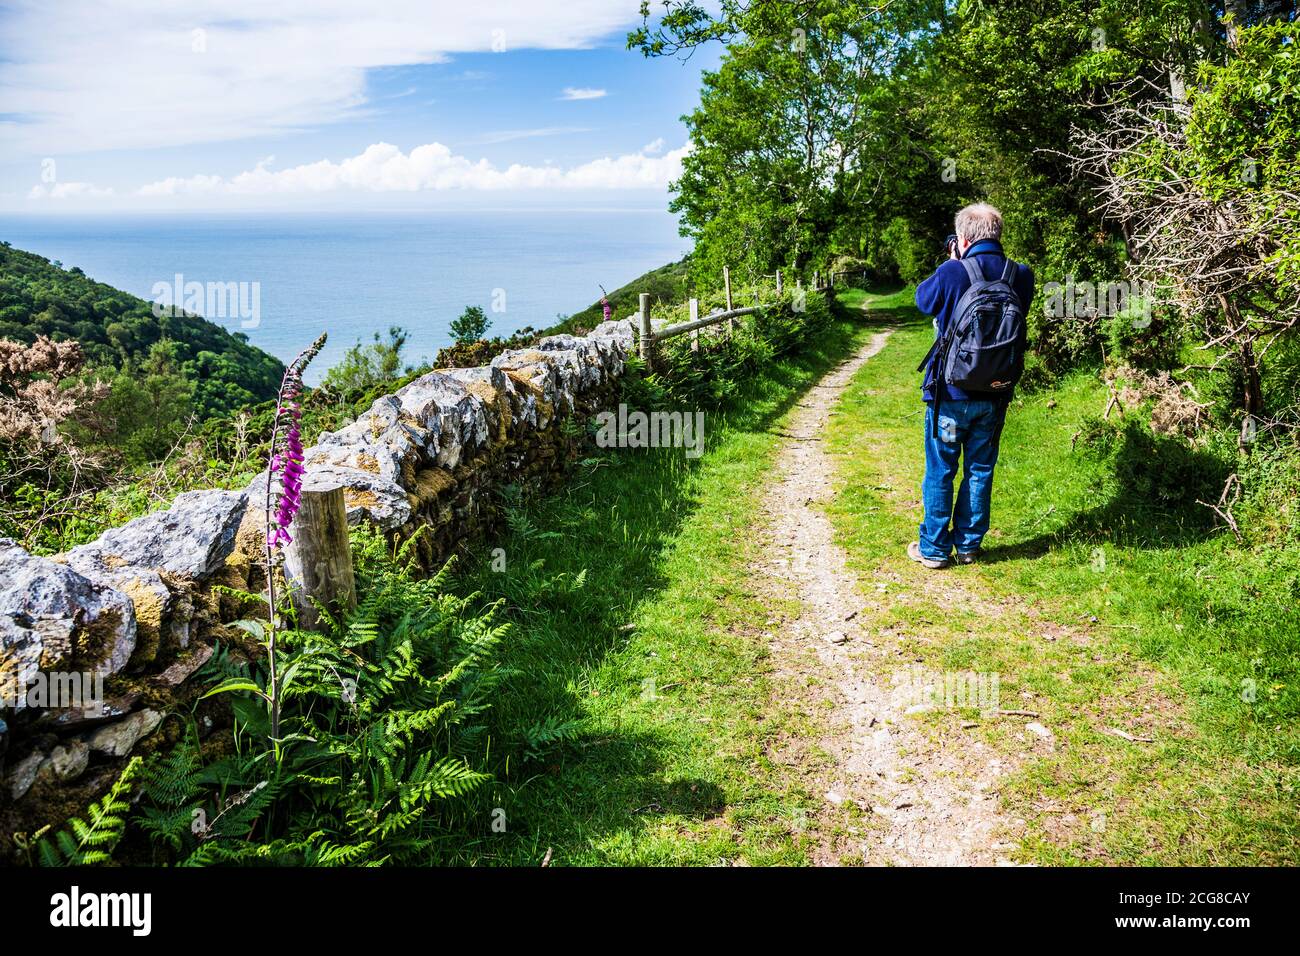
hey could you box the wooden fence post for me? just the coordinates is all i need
[638,292,653,370]
[723,266,734,332]
[284,486,356,632]
[776,268,783,296]
[689,298,700,351]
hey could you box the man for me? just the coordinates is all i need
[909,203,1035,569]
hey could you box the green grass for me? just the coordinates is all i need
[822,288,1300,865]
[545,258,691,335]
[439,297,873,865]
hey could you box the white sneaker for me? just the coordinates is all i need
[907,541,951,570]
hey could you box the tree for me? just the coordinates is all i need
[636,1,949,285]
[450,306,491,345]
[90,340,195,464]
[1071,20,1300,431]
[322,326,410,396]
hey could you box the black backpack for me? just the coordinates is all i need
[917,256,1027,436]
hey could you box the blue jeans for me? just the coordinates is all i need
[919,399,1007,560]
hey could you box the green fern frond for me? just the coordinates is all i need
[38,757,143,866]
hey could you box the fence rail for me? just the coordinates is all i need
[635,266,836,368]
[655,304,766,341]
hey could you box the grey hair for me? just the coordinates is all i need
[954,202,1003,243]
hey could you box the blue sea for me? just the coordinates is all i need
[1,210,691,383]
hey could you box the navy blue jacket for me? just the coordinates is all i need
[914,239,1035,403]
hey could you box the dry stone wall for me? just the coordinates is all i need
[0,317,638,841]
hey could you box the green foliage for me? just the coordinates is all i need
[450,305,491,345]
[659,1,950,285]
[1079,415,1231,528]
[127,529,515,865]
[432,326,541,369]
[1185,21,1300,298]
[86,339,196,464]
[321,326,410,398]
[633,289,833,411]
[0,244,283,420]
[876,218,939,286]
[31,758,143,865]
[1102,302,1183,371]
[549,258,692,335]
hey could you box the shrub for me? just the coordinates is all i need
[635,289,833,411]
[450,306,491,345]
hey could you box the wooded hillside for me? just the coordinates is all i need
[0,242,284,418]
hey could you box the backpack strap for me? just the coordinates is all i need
[924,257,985,436]
[999,258,1016,284]
[917,338,938,373]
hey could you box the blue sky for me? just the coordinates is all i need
[0,1,720,211]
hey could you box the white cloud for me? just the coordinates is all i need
[561,87,608,101]
[0,0,642,157]
[136,173,224,197]
[28,181,114,200]
[642,137,665,154]
[135,140,691,195]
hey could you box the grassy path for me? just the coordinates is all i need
[821,288,1298,865]
[447,300,879,865]
[745,325,1018,865]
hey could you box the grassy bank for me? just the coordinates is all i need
[822,287,1299,865]
[439,298,873,865]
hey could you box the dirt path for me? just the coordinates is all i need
[754,328,1021,866]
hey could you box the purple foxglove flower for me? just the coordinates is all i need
[265,333,326,551]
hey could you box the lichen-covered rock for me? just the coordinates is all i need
[394,371,491,469]
[61,552,172,668]
[539,333,625,387]
[67,490,248,581]
[88,708,162,757]
[0,538,137,682]
[306,465,412,530]
[534,345,599,400]
[412,467,458,505]
[41,739,90,783]
[247,457,412,532]
[591,318,637,344]
[443,365,512,440]
[34,690,139,733]
[491,350,562,428]
[585,334,629,378]
[0,319,638,829]
[310,394,426,484]
[154,644,213,688]
[7,750,44,800]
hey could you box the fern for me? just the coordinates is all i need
[521,716,586,761]
[38,757,143,866]
[121,526,506,866]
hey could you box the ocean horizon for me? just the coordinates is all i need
[0,209,691,383]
